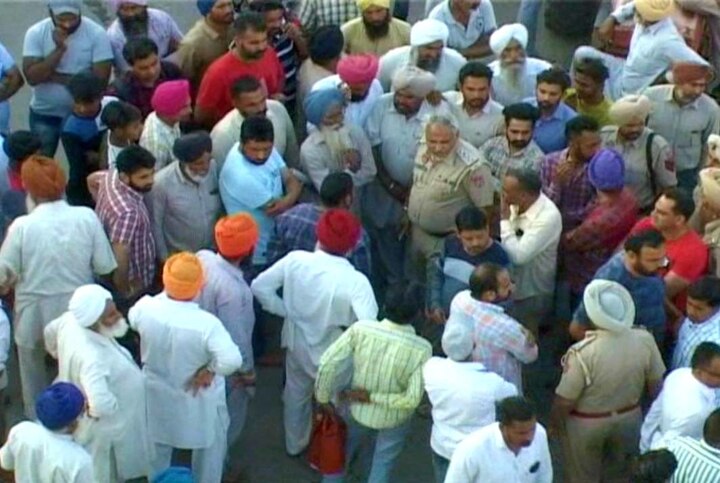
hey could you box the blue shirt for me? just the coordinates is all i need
[574,252,666,330]
[524,98,577,154]
[219,144,286,265]
[0,43,16,134]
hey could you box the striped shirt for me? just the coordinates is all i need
[315,319,431,430]
[672,312,720,370]
[270,32,298,103]
[668,436,720,483]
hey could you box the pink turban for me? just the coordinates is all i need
[337,54,379,85]
[109,0,147,11]
[151,80,191,118]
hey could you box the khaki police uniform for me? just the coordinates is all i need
[406,138,495,283]
[556,329,666,483]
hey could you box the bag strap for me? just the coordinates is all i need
[646,132,657,197]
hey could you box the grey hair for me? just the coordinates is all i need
[424,113,460,133]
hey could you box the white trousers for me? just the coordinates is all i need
[17,346,52,419]
[227,383,250,450]
[283,347,316,456]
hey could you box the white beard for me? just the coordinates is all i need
[320,124,354,170]
[499,61,526,89]
[99,317,129,339]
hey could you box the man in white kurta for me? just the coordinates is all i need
[44,284,151,482]
[640,342,720,452]
[129,252,243,483]
[251,209,378,456]
[0,155,117,418]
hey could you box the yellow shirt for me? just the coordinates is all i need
[564,89,613,127]
[341,17,411,57]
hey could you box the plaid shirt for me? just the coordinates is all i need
[446,291,538,391]
[673,312,720,370]
[480,135,544,191]
[540,149,595,232]
[299,0,359,32]
[95,170,156,291]
[266,203,371,277]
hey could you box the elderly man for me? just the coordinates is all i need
[444,61,504,149]
[564,57,612,127]
[672,276,720,369]
[575,0,708,100]
[551,280,666,482]
[644,62,720,193]
[342,0,411,56]
[0,383,93,482]
[44,285,151,482]
[487,23,551,107]
[600,95,676,213]
[177,0,235,96]
[130,252,243,483]
[301,88,377,197]
[428,0,497,59]
[23,0,113,156]
[364,66,450,296]
[151,132,222,262]
[106,0,183,73]
[212,76,299,169]
[0,156,117,419]
[407,114,494,283]
[379,19,467,93]
[312,54,383,130]
[251,209,378,456]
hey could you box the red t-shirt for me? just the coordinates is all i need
[196,49,284,122]
[631,217,708,311]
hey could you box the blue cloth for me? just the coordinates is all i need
[153,467,194,483]
[196,0,216,16]
[0,42,16,134]
[574,252,666,331]
[524,98,577,154]
[303,88,345,126]
[219,145,286,265]
[35,382,85,430]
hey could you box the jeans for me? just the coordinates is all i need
[28,109,63,157]
[517,0,542,56]
[322,416,412,483]
[431,451,450,483]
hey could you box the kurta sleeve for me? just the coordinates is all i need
[90,214,118,276]
[300,141,331,192]
[43,317,62,359]
[0,429,15,470]
[80,358,119,419]
[215,285,255,372]
[206,319,244,376]
[251,257,289,317]
[0,217,24,279]
[350,277,379,322]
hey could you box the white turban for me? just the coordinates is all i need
[489,23,528,56]
[700,167,720,211]
[68,284,113,328]
[708,134,720,164]
[583,280,635,333]
[392,66,437,98]
[441,321,473,362]
[410,19,449,47]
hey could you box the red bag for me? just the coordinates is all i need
[307,410,347,475]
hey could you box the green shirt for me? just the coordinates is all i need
[564,89,613,128]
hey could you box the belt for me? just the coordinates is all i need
[570,403,640,419]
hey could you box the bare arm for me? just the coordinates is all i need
[460,33,493,59]
[22,52,66,86]
[664,271,689,299]
[111,242,132,298]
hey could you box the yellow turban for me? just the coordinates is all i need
[163,252,205,301]
[357,0,390,10]
[634,0,674,23]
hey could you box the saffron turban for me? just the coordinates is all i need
[583,280,635,332]
[357,0,390,10]
[215,213,259,259]
[304,88,346,126]
[316,208,361,255]
[151,80,191,118]
[588,149,625,191]
[700,168,720,211]
[69,284,113,328]
[21,155,66,201]
[197,0,217,16]
[608,94,652,126]
[671,62,713,84]
[163,252,205,301]
[392,66,437,98]
[634,0,674,22]
[48,0,82,15]
[489,23,528,56]
[36,382,85,431]
[108,0,147,12]
[410,19,449,47]
[173,132,212,164]
[337,54,379,85]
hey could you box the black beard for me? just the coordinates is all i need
[119,11,149,38]
[417,56,440,73]
[350,90,369,102]
[363,18,390,40]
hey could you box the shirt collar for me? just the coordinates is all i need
[31,199,68,214]
[665,86,700,110]
[379,318,417,334]
[519,193,546,221]
[111,170,143,203]
[200,18,222,40]
[642,17,672,36]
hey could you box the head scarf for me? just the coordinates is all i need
[197,0,217,16]
[489,23,528,56]
[153,467,194,483]
[337,54,379,85]
[173,132,212,164]
[608,94,652,126]
[108,0,147,12]
[316,208,361,255]
[583,279,635,332]
[357,0,390,10]
[392,66,437,98]
[48,0,82,15]
[151,80,191,118]
[163,252,205,301]
[68,284,113,328]
[588,148,625,191]
[634,0,674,22]
[700,168,720,212]
[36,382,85,431]
[441,321,473,362]
[309,26,344,63]
[303,88,346,126]
[21,155,66,201]
[671,61,713,84]
[215,213,259,258]
[410,19,449,47]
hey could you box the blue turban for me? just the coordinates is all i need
[303,88,346,127]
[197,0,217,16]
[153,467,194,483]
[36,382,85,431]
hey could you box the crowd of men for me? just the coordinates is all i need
[0,0,720,481]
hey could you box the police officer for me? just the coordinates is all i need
[406,114,495,284]
[549,280,666,483]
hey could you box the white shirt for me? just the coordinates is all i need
[0,421,94,483]
[428,0,497,50]
[311,75,384,130]
[489,58,552,107]
[378,45,467,93]
[445,422,553,483]
[129,293,243,449]
[500,193,562,300]
[251,250,378,366]
[640,368,717,452]
[445,90,504,148]
[423,358,517,459]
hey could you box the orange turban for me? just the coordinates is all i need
[163,252,205,301]
[672,62,713,84]
[21,155,66,201]
[215,213,259,259]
